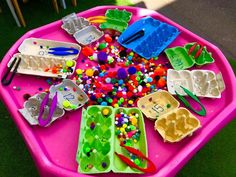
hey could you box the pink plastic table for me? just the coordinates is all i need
[0,6,236,177]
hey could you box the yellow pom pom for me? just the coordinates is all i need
[85,69,94,77]
[76,69,83,75]
[102,108,110,116]
[63,100,71,108]
[66,60,75,67]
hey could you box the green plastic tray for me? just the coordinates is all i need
[99,9,132,32]
[165,43,215,70]
[76,106,147,174]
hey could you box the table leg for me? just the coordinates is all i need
[52,0,59,13]
[11,0,26,27]
[6,0,21,27]
[71,0,77,7]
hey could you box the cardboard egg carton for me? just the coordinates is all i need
[167,69,225,98]
[19,79,88,126]
[8,38,81,78]
[137,90,201,143]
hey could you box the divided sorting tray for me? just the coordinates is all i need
[100,9,132,32]
[19,79,88,126]
[0,6,236,177]
[76,106,147,174]
[165,43,215,70]
[167,69,225,98]
[137,90,201,143]
[118,16,180,59]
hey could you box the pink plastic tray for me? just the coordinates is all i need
[0,6,236,177]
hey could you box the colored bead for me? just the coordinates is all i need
[76,69,83,75]
[82,46,93,56]
[102,162,107,168]
[128,100,133,105]
[66,60,75,67]
[63,100,71,108]
[85,69,94,77]
[105,77,111,83]
[134,159,140,166]
[102,108,110,116]
[105,34,112,43]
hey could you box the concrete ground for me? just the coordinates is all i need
[131,0,236,60]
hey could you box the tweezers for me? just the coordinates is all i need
[175,86,206,116]
[122,29,145,44]
[48,47,79,56]
[1,57,21,86]
[115,143,156,173]
[38,92,58,127]
[188,42,204,59]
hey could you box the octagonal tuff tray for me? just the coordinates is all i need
[0,6,235,177]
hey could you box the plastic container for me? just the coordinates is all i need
[76,106,147,174]
[165,43,215,70]
[167,69,225,98]
[100,9,132,32]
[0,6,236,177]
[118,16,180,59]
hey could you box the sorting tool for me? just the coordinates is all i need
[48,47,79,56]
[38,92,58,127]
[122,29,145,44]
[1,57,21,86]
[175,86,206,116]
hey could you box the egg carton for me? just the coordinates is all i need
[73,25,104,46]
[19,79,88,126]
[50,79,89,111]
[118,16,180,59]
[19,92,65,126]
[76,106,147,174]
[167,69,225,98]
[8,53,76,78]
[18,38,81,60]
[61,13,90,35]
[99,9,132,33]
[137,90,201,143]
[164,43,215,70]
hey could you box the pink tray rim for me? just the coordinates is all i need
[0,5,236,177]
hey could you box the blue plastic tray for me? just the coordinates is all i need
[118,16,180,59]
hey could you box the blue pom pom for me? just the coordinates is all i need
[128,66,136,75]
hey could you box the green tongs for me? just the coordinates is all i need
[175,86,206,116]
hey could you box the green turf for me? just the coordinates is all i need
[0,1,236,177]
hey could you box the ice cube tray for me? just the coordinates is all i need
[118,16,180,59]
[167,69,225,98]
[76,106,147,174]
[137,90,201,142]
[165,43,215,70]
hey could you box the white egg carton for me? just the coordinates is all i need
[61,13,90,35]
[18,38,81,60]
[8,53,76,78]
[19,92,65,126]
[167,69,225,98]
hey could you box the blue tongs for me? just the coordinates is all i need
[48,47,79,56]
[175,86,206,116]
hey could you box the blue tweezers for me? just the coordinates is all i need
[48,47,79,56]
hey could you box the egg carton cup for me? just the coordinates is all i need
[164,43,215,70]
[137,90,201,143]
[19,92,65,126]
[73,25,104,46]
[61,13,90,35]
[99,9,132,33]
[167,69,225,98]
[50,79,89,111]
[154,108,201,143]
[8,53,76,78]
[118,16,180,59]
[76,106,147,174]
[18,38,81,60]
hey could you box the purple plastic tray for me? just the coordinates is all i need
[0,6,236,177]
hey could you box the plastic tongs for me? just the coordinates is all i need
[188,42,205,59]
[175,86,206,116]
[115,143,156,173]
[1,57,21,86]
[87,16,107,23]
[38,92,58,127]
[48,47,79,56]
[122,29,145,44]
